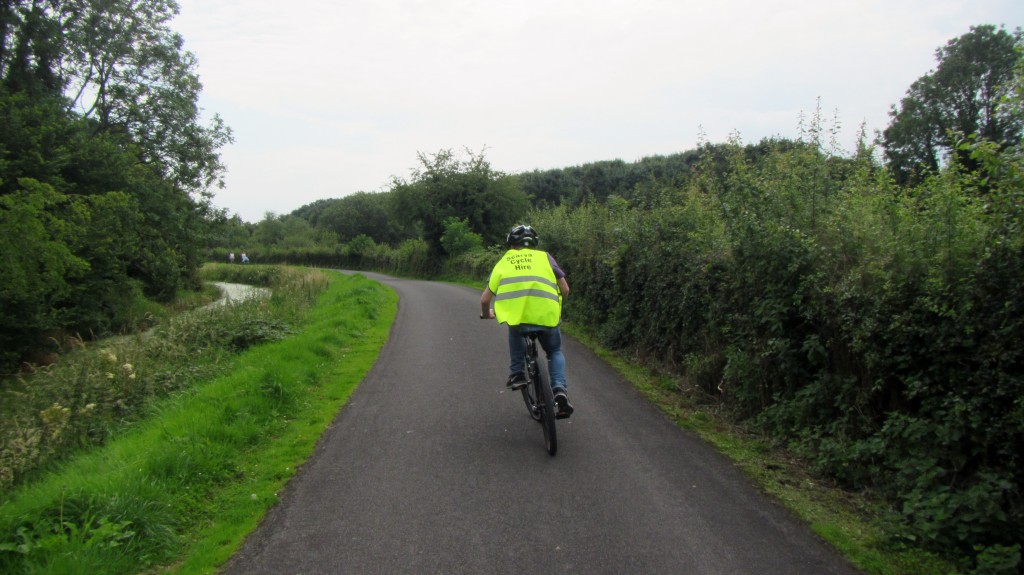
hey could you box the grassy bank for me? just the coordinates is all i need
[0,268,397,574]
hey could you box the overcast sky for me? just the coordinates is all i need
[173,0,1023,222]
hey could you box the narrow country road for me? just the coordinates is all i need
[222,272,860,575]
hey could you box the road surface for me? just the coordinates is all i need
[222,272,860,575]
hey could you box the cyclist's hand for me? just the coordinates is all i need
[479,308,495,320]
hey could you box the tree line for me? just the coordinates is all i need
[220,25,1023,266]
[211,25,1024,574]
[1,0,232,370]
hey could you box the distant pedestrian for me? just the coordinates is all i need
[229,252,235,263]
[241,252,249,264]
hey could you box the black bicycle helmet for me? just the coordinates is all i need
[506,224,539,248]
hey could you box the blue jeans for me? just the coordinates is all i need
[508,324,567,392]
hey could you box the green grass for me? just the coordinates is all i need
[0,270,397,575]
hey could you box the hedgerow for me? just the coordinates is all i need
[529,133,1023,573]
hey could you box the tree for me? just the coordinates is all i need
[276,214,332,249]
[312,191,402,245]
[250,211,285,247]
[1,0,232,197]
[60,0,232,197]
[0,0,231,367]
[206,212,252,250]
[387,149,529,254]
[883,25,1023,186]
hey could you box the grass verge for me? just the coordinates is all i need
[0,270,397,575]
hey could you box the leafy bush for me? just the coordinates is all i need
[0,184,86,369]
[0,183,160,371]
[440,216,484,256]
[442,244,504,284]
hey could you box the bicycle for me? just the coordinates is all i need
[481,314,559,456]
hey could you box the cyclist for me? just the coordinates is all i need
[480,224,574,418]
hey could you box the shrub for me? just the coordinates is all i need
[440,217,484,257]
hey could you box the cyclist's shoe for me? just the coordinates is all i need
[553,389,574,419]
[506,372,527,390]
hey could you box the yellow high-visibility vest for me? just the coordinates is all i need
[488,248,561,327]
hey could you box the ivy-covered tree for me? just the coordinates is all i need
[883,24,1023,186]
[0,0,63,95]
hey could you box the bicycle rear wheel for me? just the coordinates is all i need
[521,366,542,421]
[535,361,558,456]
[520,337,542,421]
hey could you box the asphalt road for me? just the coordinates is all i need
[222,272,860,575]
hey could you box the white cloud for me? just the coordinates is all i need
[174,0,1024,221]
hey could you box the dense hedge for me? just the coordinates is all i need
[526,139,1023,573]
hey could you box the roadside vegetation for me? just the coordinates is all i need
[1,0,232,373]
[3,10,1022,574]
[203,27,1023,575]
[0,266,397,574]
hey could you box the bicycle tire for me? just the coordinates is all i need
[521,337,541,421]
[535,358,558,456]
